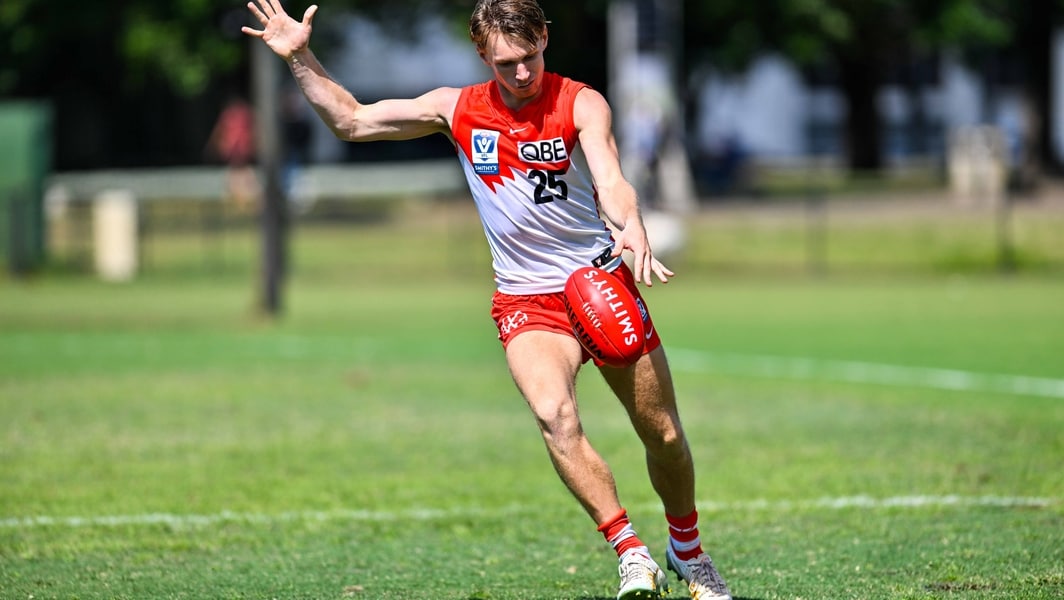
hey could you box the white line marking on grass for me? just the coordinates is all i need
[687,494,1058,513]
[1,496,1055,530]
[0,505,535,530]
[669,349,1064,399]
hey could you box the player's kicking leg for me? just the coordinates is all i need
[600,348,733,600]
[504,331,668,598]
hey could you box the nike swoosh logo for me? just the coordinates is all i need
[509,126,528,134]
[645,325,655,340]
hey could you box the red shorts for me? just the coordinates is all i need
[491,262,662,366]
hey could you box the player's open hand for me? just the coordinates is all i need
[242,0,318,61]
[612,223,674,287]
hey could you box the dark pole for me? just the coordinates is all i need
[252,40,287,316]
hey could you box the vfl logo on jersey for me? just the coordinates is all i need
[518,137,569,164]
[472,129,501,175]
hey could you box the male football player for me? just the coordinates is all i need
[243,1,730,597]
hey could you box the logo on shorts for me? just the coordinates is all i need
[472,129,500,175]
[500,310,528,335]
[635,297,654,340]
[635,297,649,323]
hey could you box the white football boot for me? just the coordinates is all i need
[616,549,669,599]
[665,542,732,600]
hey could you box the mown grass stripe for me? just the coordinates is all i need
[670,349,1064,399]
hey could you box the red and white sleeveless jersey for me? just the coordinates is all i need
[451,72,621,294]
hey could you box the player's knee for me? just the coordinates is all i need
[644,424,689,462]
[533,402,583,445]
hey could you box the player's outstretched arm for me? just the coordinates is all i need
[575,89,674,286]
[243,0,455,142]
[243,0,360,140]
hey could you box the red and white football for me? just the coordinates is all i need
[563,266,646,367]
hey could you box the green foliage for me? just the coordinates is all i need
[1,0,238,97]
[928,0,1013,47]
[0,0,469,98]
[120,3,244,95]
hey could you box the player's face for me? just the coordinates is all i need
[482,32,547,108]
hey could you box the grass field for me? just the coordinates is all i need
[2,200,1063,599]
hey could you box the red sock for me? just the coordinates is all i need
[667,509,704,561]
[598,508,647,558]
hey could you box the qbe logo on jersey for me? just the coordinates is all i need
[518,137,568,164]
[472,129,500,175]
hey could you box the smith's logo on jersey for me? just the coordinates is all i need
[472,129,500,175]
[519,137,568,164]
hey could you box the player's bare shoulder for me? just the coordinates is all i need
[423,86,464,135]
[373,86,462,141]
[572,87,614,133]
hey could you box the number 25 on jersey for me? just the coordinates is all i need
[529,168,568,204]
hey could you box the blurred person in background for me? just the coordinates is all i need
[206,94,260,211]
[243,1,731,598]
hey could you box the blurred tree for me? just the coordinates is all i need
[682,0,1063,173]
[0,0,605,168]
[2,1,239,98]
[1009,0,1063,174]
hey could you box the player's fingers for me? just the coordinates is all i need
[247,1,268,25]
[609,231,626,258]
[652,259,673,284]
[640,252,654,287]
[241,25,265,38]
[302,5,318,26]
[628,248,645,285]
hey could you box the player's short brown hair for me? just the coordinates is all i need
[469,0,548,53]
